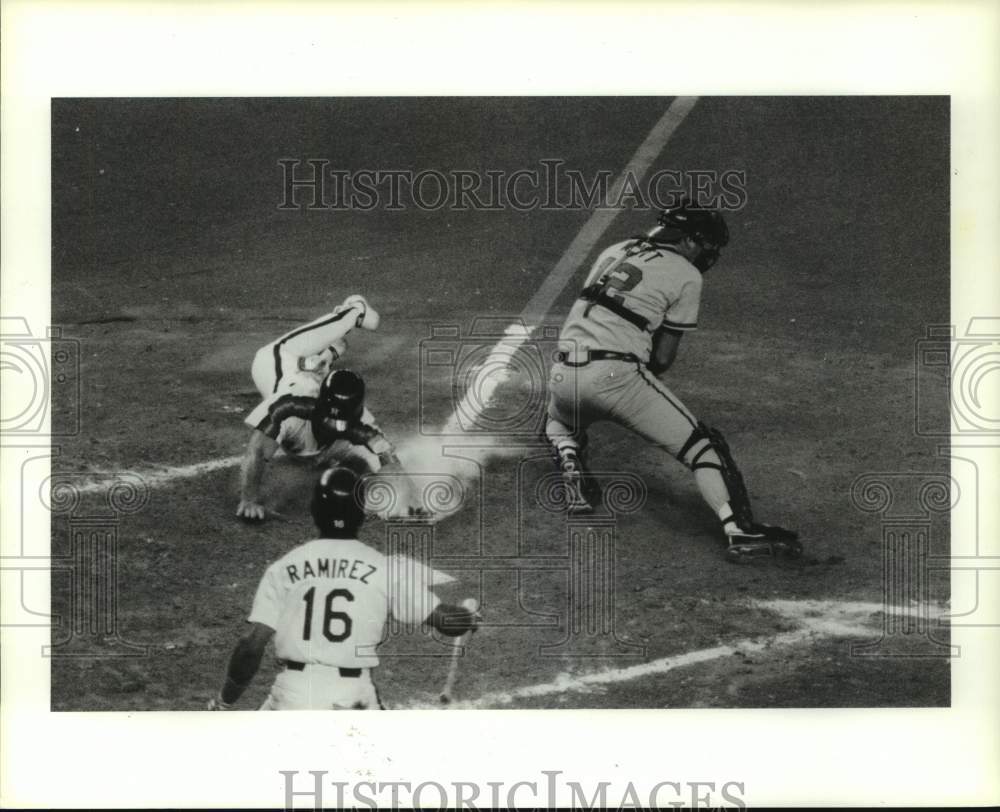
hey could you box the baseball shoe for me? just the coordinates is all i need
[724,522,801,563]
[368,505,439,523]
[406,505,439,522]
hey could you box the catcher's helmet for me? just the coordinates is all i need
[311,464,367,537]
[646,199,729,272]
[316,369,365,425]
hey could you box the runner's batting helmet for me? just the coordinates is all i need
[311,465,367,537]
[646,198,729,272]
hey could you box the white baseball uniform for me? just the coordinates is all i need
[251,302,367,397]
[250,537,441,710]
[245,301,387,468]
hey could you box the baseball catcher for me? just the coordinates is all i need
[544,199,800,562]
[209,464,480,710]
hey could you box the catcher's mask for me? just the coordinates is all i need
[645,199,729,272]
[315,369,365,430]
[311,464,367,537]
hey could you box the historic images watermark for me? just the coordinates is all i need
[1,316,150,656]
[1,316,80,437]
[45,472,151,657]
[278,159,748,213]
[915,319,1000,632]
[280,769,747,810]
[417,318,566,439]
[849,471,956,657]
[914,319,1000,437]
[848,318,1000,656]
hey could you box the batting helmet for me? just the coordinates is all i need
[316,369,365,425]
[311,464,367,537]
[646,198,729,272]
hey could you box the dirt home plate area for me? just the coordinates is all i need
[50,97,950,710]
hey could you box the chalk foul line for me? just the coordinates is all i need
[67,456,244,495]
[403,599,950,709]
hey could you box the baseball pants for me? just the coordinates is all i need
[259,664,383,711]
[252,310,356,396]
[546,359,730,516]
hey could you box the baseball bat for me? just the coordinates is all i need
[439,598,479,705]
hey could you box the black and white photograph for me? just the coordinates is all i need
[2,2,998,809]
[46,95,952,713]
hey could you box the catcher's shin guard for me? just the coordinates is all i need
[559,450,594,514]
[679,423,754,528]
[679,422,800,562]
[545,420,597,513]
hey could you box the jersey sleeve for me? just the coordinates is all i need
[387,554,441,625]
[662,275,702,331]
[247,565,283,630]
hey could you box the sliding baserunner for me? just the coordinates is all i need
[237,296,398,522]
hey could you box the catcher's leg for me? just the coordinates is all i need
[545,367,597,513]
[609,367,798,561]
[544,415,594,513]
[677,423,800,562]
[610,365,726,514]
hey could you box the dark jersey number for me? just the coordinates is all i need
[598,262,643,304]
[301,587,355,642]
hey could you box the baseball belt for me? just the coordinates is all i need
[284,660,363,678]
[555,350,641,366]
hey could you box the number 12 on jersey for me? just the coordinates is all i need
[301,586,354,642]
[599,263,644,304]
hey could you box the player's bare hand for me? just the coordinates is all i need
[236,500,267,522]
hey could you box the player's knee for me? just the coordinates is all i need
[677,422,721,471]
[690,444,722,470]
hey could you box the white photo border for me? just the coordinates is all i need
[2,1,998,808]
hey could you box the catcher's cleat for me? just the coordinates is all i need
[724,522,801,563]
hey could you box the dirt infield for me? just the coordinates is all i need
[49,97,950,710]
